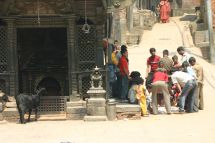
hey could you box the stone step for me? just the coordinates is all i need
[0,113,3,121]
[5,102,17,108]
[2,108,19,117]
[116,104,141,112]
[37,114,66,121]
[0,103,3,112]
[21,113,67,121]
[116,112,141,120]
[66,100,86,107]
[67,113,85,120]
[84,116,107,121]
[66,106,86,114]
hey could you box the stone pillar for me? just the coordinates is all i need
[127,5,134,32]
[112,8,127,44]
[67,15,79,101]
[5,18,17,97]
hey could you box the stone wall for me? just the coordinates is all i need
[181,0,201,9]
[171,0,201,16]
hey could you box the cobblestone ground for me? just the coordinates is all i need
[1,17,215,143]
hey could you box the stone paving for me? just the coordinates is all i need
[1,16,215,143]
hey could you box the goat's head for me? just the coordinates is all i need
[36,88,47,96]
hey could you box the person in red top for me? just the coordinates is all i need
[151,61,171,115]
[119,47,129,100]
[145,48,161,91]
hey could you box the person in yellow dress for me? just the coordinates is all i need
[135,77,149,116]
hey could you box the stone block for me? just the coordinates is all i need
[0,91,5,102]
[86,106,106,116]
[66,100,86,107]
[5,102,17,108]
[0,102,3,112]
[84,116,107,121]
[66,106,86,114]
[2,108,19,117]
[116,112,141,120]
[87,98,106,107]
[67,113,85,120]
[0,113,3,121]
[116,104,141,112]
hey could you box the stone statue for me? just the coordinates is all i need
[90,66,103,89]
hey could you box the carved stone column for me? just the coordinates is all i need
[112,8,127,45]
[5,18,17,97]
[67,15,79,101]
[127,4,134,32]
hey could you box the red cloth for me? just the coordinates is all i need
[119,55,129,76]
[147,55,161,72]
[159,0,170,23]
[152,71,168,83]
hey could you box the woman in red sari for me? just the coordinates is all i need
[159,0,171,23]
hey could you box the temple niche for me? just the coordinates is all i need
[0,0,75,16]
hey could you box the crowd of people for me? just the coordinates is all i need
[106,41,204,116]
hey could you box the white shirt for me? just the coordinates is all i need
[180,52,191,64]
[171,71,194,86]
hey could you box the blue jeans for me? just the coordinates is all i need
[179,79,197,112]
[108,65,116,83]
[108,64,116,97]
[120,75,129,100]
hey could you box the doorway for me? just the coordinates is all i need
[17,28,68,96]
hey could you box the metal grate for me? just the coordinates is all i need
[38,96,68,113]
[0,27,8,73]
[0,79,6,93]
[76,25,97,97]
[81,76,91,97]
[76,25,96,71]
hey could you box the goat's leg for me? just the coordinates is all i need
[28,109,32,122]
[35,108,38,121]
[17,106,22,123]
[20,110,26,124]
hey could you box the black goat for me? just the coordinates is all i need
[16,88,46,124]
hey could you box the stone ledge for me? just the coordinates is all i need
[0,103,3,112]
[116,112,141,120]
[5,102,17,108]
[116,104,141,112]
[0,113,3,121]
[84,116,107,121]
[67,113,85,120]
[2,108,19,117]
[66,100,86,107]
[66,106,86,114]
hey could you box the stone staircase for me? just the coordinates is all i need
[126,9,157,45]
